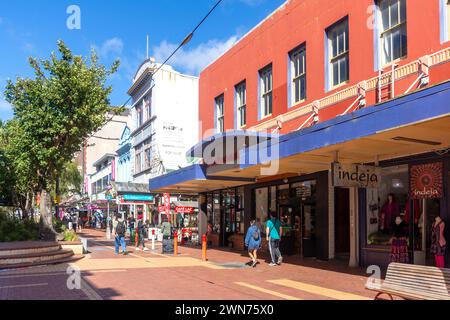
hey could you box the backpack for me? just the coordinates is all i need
[116,221,125,236]
[252,227,260,241]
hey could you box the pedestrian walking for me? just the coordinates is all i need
[135,217,149,251]
[115,215,128,256]
[112,215,119,237]
[245,219,262,268]
[266,211,283,267]
[129,216,136,243]
[161,216,173,254]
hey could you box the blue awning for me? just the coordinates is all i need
[240,80,450,168]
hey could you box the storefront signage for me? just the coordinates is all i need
[164,193,171,217]
[410,162,443,199]
[122,194,154,202]
[175,206,195,214]
[332,163,381,188]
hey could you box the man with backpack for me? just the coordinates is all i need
[115,215,128,256]
[266,211,283,267]
[245,219,262,268]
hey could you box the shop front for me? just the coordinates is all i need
[205,187,246,249]
[250,174,330,259]
[110,182,155,222]
[149,81,450,267]
[360,155,450,268]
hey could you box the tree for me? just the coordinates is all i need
[0,120,36,218]
[4,40,121,240]
[59,161,83,198]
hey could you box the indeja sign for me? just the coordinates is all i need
[332,163,381,188]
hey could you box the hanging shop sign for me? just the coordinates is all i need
[164,193,171,217]
[332,163,381,188]
[175,206,195,214]
[410,162,443,199]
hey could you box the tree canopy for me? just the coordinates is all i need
[3,40,122,237]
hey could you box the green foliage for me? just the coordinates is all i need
[0,212,39,242]
[63,230,79,242]
[60,161,83,197]
[3,40,122,231]
[53,217,67,233]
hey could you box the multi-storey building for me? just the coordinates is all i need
[150,0,450,268]
[128,60,199,185]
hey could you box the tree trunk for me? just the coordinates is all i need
[39,189,57,241]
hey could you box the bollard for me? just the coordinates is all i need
[151,229,156,251]
[202,234,207,262]
[173,230,178,256]
[135,228,139,247]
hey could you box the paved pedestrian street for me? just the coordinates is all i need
[0,229,378,300]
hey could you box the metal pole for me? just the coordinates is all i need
[106,200,111,240]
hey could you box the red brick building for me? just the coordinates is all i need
[199,0,450,136]
[150,0,450,268]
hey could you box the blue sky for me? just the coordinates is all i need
[0,0,286,121]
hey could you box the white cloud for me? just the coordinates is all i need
[93,37,124,59]
[152,36,239,75]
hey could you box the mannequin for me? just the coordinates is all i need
[380,194,400,234]
[431,215,447,268]
[390,215,409,263]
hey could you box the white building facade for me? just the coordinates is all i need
[128,60,199,184]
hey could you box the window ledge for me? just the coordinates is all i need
[290,98,307,109]
[381,55,408,70]
[328,80,350,93]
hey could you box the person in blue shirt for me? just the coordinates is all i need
[266,211,283,267]
[245,219,262,268]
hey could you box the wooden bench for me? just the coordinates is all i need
[366,263,450,300]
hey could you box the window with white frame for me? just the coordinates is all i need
[235,82,246,128]
[379,0,407,65]
[144,93,152,121]
[137,107,143,128]
[327,18,349,88]
[259,65,273,117]
[135,144,143,175]
[290,45,306,105]
[447,0,450,38]
[215,95,225,133]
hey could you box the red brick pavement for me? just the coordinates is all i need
[0,228,381,300]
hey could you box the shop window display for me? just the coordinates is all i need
[366,165,409,246]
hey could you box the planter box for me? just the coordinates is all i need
[60,242,84,255]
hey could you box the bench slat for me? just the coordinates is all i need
[380,287,450,301]
[384,274,450,287]
[383,280,450,295]
[367,263,450,300]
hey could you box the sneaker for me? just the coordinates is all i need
[269,263,277,267]
[143,248,150,252]
[277,257,283,265]
[252,260,258,268]
[135,247,141,251]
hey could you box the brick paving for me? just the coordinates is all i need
[0,228,381,300]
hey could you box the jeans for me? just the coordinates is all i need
[115,235,126,254]
[269,238,282,264]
